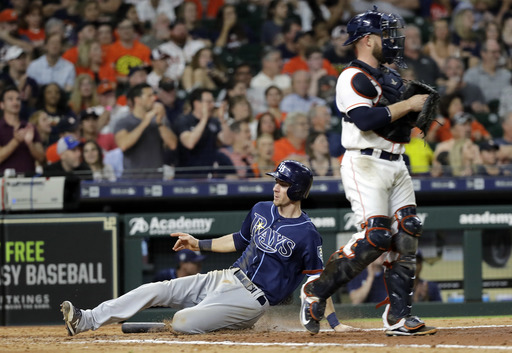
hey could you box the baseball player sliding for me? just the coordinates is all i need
[61,160,351,335]
[300,7,437,336]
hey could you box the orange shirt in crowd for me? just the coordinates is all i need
[116,95,127,106]
[18,28,45,45]
[429,118,491,142]
[272,137,306,164]
[75,65,117,83]
[104,40,151,77]
[251,161,277,178]
[282,56,338,76]
[62,46,78,64]
[64,45,111,67]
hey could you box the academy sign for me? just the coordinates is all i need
[129,216,215,236]
[459,211,512,226]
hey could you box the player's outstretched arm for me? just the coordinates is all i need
[171,233,236,253]
[324,297,360,332]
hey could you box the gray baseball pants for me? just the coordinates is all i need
[76,268,269,334]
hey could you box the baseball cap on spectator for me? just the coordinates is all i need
[56,135,81,155]
[4,46,24,61]
[56,116,80,133]
[451,112,473,125]
[331,25,347,38]
[0,9,18,22]
[128,65,151,77]
[158,77,176,91]
[176,249,206,263]
[79,107,99,120]
[479,139,499,151]
[97,80,115,95]
[151,48,169,61]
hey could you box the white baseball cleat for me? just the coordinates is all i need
[299,282,325,335]
[61,301,82,336]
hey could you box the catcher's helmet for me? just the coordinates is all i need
[266,160,313,201]
[344,6,406,68]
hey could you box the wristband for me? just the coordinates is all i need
[198,239,212,251]
[327,313,340,329]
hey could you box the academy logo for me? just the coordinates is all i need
[459,211,512,226]
[129,217,215,235]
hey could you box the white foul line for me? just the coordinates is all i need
[64,338,512,350]
[63,325,512,350]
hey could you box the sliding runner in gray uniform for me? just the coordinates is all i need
[61,160,343,335]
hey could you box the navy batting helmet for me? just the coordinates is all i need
[344,6,406,68]
[266,160,313,201]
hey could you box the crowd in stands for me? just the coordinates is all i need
[1,0,512,181]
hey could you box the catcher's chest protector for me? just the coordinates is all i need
[349,60,412,143]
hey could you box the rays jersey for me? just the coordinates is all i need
[336,59,407,154]
[232,201,324,305]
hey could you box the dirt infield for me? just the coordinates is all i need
[1,316,511,353]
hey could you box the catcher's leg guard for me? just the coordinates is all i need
[383,254,416,322]
[304,217,392,320]
[384,206,422,325]
[392,205,422,254]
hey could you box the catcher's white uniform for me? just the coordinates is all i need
[336,64,415,257]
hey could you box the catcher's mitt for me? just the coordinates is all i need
[401,80,441,137]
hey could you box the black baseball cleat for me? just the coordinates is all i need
[385,324,438,336]
[299,282,326,334]
[61,301,82,336]
[384,312,437,336]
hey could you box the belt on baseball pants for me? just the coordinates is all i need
[360,148,401,161]
[233,269,267,306]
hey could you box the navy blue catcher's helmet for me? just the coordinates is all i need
[344,6,406,68]
[266,160,313,201]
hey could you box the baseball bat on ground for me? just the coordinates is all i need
[121,322,168,333]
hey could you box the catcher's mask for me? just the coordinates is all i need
[344,6,406,68]
[266,160,313,201]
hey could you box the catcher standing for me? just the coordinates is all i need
[300,7,438,336]
[61,161,348,335]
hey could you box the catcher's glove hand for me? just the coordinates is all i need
[401,80,441,138]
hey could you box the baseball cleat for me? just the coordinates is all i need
[299,282,325,335]
[384,314,437,336]
[61,301,82,336]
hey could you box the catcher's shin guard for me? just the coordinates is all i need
[305,216,392,313]
[383,205,422,323]
[383,254,416,322]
